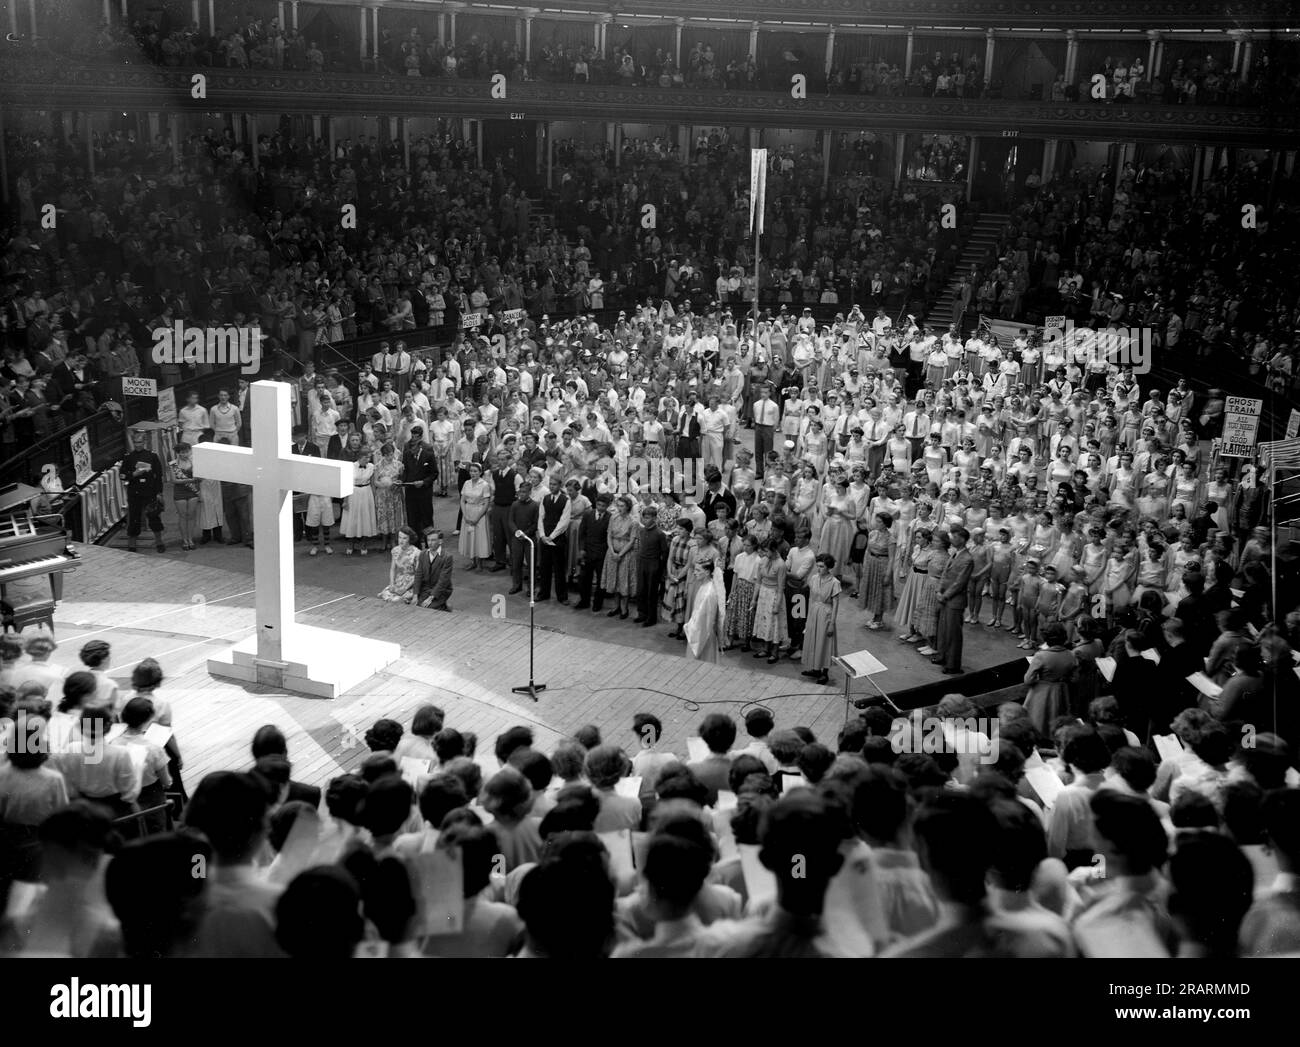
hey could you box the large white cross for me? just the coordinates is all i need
[192,381,353,667]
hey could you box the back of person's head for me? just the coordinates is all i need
[251,754,292,803]
[1188,722,1232,766]
[797,743,835,784]
[441,756,483,802]
[364,718,403,753]
[510,748,556,794]
[573,724,602,749]
[58,671,98,714]
[482,766,534,822]
[744,707,775,740]
[433,727,464,763]
[325,773,369,827]
[495,725,535,764]
[654,762,708,807]
[275,866,364,958]
[517,856,615,957]
[1110,746,1157,793]
[632,711,662,747]
[642,830,713,916]
[440,822,502,899]
[411,703,445,738]
[130,658,163,692]
[251,724,288,759]
[418,774,469,827]
[1171,791,1220,831]
[78,640,111,669]
[1263,788,1300,869]
[837,720,868,755]
[38,800,120,878]
[1168,832,1254,956]
[913,793,997,906]
[1095,723,1128,756]
[540,787,601,837]
[769,728,805,766]
[183,771,271,864]
[1091,789,1169,875]
[860,706,894,737]
[699,713,736,754]
[549,740,587,781]
[860,736,899,767]
[1063,726,1111,774]
[759,792,845,913]
[105,830,213,958]
[359,753,399,784]
[728,753,768,793]
[988,798,1049,893]
[584,744,630,789]
[120,695,155,731]
[360,776,415,838]
[1234,733,1292,790]
[1087,695,1124,726]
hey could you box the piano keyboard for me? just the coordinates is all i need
[0,554,78,585]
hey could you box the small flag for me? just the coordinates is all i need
[750,148,767,236]
[1260,438,1300,473]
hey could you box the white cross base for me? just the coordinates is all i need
[192,380,400,696]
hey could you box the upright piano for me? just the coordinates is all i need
[0,483,80,635]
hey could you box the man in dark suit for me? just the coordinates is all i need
[402,427,438,533]
[535,475,571,603]
[122,427,166,553]
[574,491,612,611]
[48,351,99,416]
[290,425,321,542]
[507,482,540,595]
[488,450,521,572]
[414,528,454,611]
[933,526,974,674]
[700,467,737,524]
[634,506,669,626]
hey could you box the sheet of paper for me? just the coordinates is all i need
[1186,672,1223,699]
[686,737,710,763]
[715,789,738,811]
[144,723,173,747]
[835,649,889,677]
[1024,765,1065,810]
[781,773,807,794]
[1153,734,1185,765]
[1095,656,1117,682]
[411,850,464,937]
[400,757,431,789]
[614,776,643,799]
[3,880,42,922]
[1139,647,1161,665]
[631,831,650,871]
[1025,748,1045,768]
[598,829,636,880]
[738,843,778,907]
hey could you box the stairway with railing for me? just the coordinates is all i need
[925,212,1009,333]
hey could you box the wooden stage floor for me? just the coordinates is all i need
[52,546,904,790]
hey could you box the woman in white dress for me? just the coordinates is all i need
[1204,466,1232,536]
[685,560,727,664]
[341,452,379,555]
[458,461,493,569]
[428,406,456,496]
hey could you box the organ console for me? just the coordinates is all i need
[0,482,79,635]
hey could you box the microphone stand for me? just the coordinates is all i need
[510,531,545,701]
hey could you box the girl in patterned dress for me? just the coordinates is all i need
[750,540,788,663]
[372,442,406,550]
[724,535,761,651]
[908,531,945,649]
[858,511,895,630]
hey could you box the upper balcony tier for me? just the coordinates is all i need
[1,61,1294,147]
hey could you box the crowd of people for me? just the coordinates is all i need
[2,634,1299,957]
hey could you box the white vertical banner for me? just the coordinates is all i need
[749,147,767,235]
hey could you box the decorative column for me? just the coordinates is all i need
[679,125,689,162]
[85,112,94,177]
[1190,145,1204,192]
[27,0,36,41]
[148,112,161,140]
[748,22,759,60]
[523,9,536,62]
[402,119,410,170]
[312,115,321,140]
[1064,30,1078,85]
[447,2,461,47]
[1241,35,1254,81]
[1146,30,1160,80]
[674,18,684,68]
[103,0,112,24]
[599,13,612,58]
[475,120,483,166]
[191,0,200,28]
[438,13,445,42]
[328,117,335,157]
[291,1,298,30]
[824,27,835,76]
[277,1,284,30]
[984,28,995,85]
[894,132,905,189]
[171,114,181,167]
[250,116,259,170]
[546,121,554,189]
[359,5,368,64]
[372,7,380,61]
[966,137,978,202]
[904,29,914,77]
[1229,29,1244,74]
[822,132,831,188]
[207,0,214,34]
[1042,139,1059,184]
[8,0,18,36]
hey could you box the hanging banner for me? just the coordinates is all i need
[157,386,178,428]
[70,427,93,485]
[749,148,767,235]
[1220,396,1263,458]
